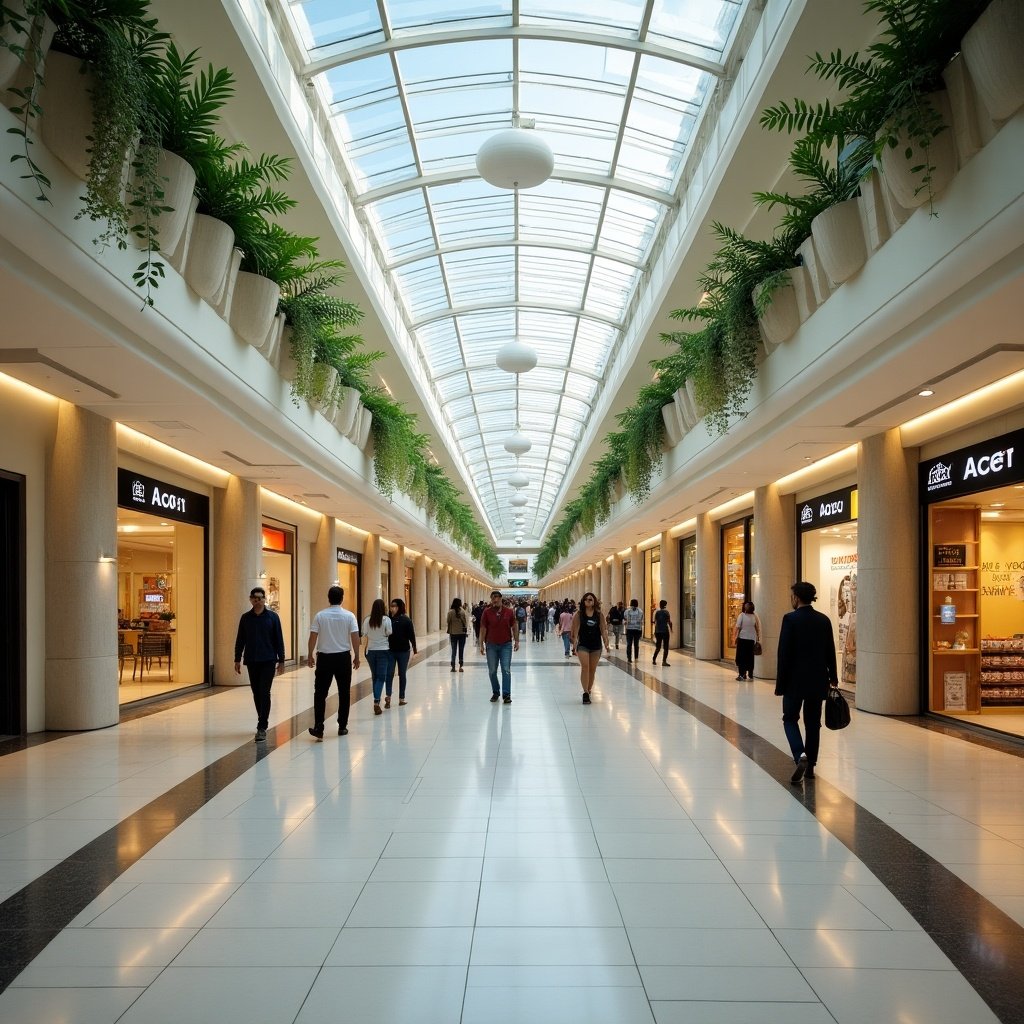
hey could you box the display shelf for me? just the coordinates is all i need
[932,614,979,618]
[933,648,980,655]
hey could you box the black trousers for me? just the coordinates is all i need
[246,661,276,730]
[736,637,756,678]
[625,630,641,660]
[313,651,352,731]
[653,633,670,663]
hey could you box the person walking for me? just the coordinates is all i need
[362,598,393,715]
[386,597,417,705]
[532,601,546,642]
[733,600,761,680]
[471,600,484,643]
[623,598,644,663]
[775,581,838,784]
[234,586,286,742]
[480,589,518,703]
[652,599,673,666]
[572,592,610,704]
[607,601,624,649]
[305,585,360,739]
[558,603,574,657]
[446,597,469,672]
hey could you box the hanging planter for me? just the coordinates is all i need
[260,312,286,364]
[276,326,296,381]
[961,0,1024,124]
[354,405,372,450]
[37,49,93,180]
[789,263,817,323]
[165,195,198,274]
[332,386,361,436]
[149,149,196,261]
[879,91,957,211]
[183,213,234,300]
[211,247,242,318]
[0,3,54,101]
[660,399,685,447]
[797,235,832,306]
[811,199,867,285]
[753,274,800,349]
[856,170,890,257]
[229,271,281,348]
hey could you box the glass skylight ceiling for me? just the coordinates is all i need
[278,0,746,543]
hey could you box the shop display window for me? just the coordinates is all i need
[722,519,749,661]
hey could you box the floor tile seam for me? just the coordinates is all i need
[632,661,1024,1024]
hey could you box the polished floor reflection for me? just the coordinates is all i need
[1,638,1023,1023]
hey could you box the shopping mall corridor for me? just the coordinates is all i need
[1,633,1023,1024]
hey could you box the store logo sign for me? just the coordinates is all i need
[800,504,814,525]
[926,461,953,492]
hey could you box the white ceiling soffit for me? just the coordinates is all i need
[269,0,753,540]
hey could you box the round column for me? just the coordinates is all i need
[362,532,381,613]
[660,531,680,650]
[45,403,118,730]
[413,555,427,636]
[751,484,795,679]
[310,514,337,620]
[427,560,440,632]
[695,513,720,661]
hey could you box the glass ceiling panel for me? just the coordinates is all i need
[276,0,752,543]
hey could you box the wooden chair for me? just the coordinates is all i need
[137,633,172,681]
[118,642,138,683]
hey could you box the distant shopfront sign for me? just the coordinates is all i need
[920,429,1023,502]
[797,486,857,532]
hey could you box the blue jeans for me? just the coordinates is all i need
[367,650,389,702]
[386,649,410,698]
[782,695,823,766]
[449,633,467,668]
[562,631,572,655]
[485,641,513,697]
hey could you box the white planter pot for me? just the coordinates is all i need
[811,199,867,285]
[167,195,198,275]
[276,327,296,381]
[879,90,956,209]
[661,400,684,447]
[0,6,54,102]
[355,406,373,451]
[797,235,831,306]
[753,275,799,349]
[38,50,92,180]
[310,363,338,413]
[152,150,197,260]
[962,0,1024,123]
[857,170,891,256]
[212,247,243,319]
[683,378,703,426]
[789,263,817,323]
[942,54,988,168]
[184,214,234,300]
[674,385,698,431]
[229,272,281,348]
[260,312,286,364]
[332,386,361,435]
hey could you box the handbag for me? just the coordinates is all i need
[824,684,851,730]
[752,641,762,656]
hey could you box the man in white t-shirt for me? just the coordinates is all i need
[306,586,360,739]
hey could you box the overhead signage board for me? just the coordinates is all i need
[797,486,858,532]
[920,429,1022,503]
[117,468,208,526]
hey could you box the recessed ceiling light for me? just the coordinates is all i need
[991,502,1005,508]
[918,389,934,397]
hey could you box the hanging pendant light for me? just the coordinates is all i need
[503,431,531,455]
[476,120,554,190]
[508,471,530,490]
[496,341,538,375]
[510,493,529,508]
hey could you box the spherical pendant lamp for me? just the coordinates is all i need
[476,128,554,190]
[508,471,530,489]
[515,538,523,545]
[510,493,529,508]
[496,341,538,375]
[503,431,532,456]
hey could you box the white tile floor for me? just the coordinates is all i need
[1,635,1022,1022]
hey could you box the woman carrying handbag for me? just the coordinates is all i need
[733,600,761,681]
[446,597,469,672]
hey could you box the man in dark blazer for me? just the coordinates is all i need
[775,581,839,783]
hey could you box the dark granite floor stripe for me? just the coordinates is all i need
[0,641,446,993]
[626,659,1024,1024]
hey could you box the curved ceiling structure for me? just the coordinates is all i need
[271,0,751,544]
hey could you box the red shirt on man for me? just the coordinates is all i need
[480,605,516,645]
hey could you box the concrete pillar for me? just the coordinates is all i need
[310,514,336,621]
[45,403,118,729]
[413,555,427,635]
[660,531,680,650]
[389,545,405,603]
[428,559,440,632]
[584,565,594,595]
[439,564,451,621]
[695,513,720,661]
[610,554,623,607]
[362,532,381,613]
[601,559,612,611]
[213,475,261,686]
[858,430,919,714]
[751,484,795,679]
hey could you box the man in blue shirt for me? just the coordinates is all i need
[234,586,286,742]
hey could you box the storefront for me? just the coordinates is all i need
[921,428,1024,727]
[116,468,208,704]
[645,546,661,639]
[681,537,696,649]
[261,520,296,661]
[722,516,752,661]
[336,547,361,622]
[797,486,859,691]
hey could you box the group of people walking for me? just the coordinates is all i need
[235,578,839,787]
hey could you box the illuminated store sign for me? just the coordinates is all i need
[920,429,1023,502]
[117,468,208,526]
[797,486,858,532]
[336,548,360,564]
